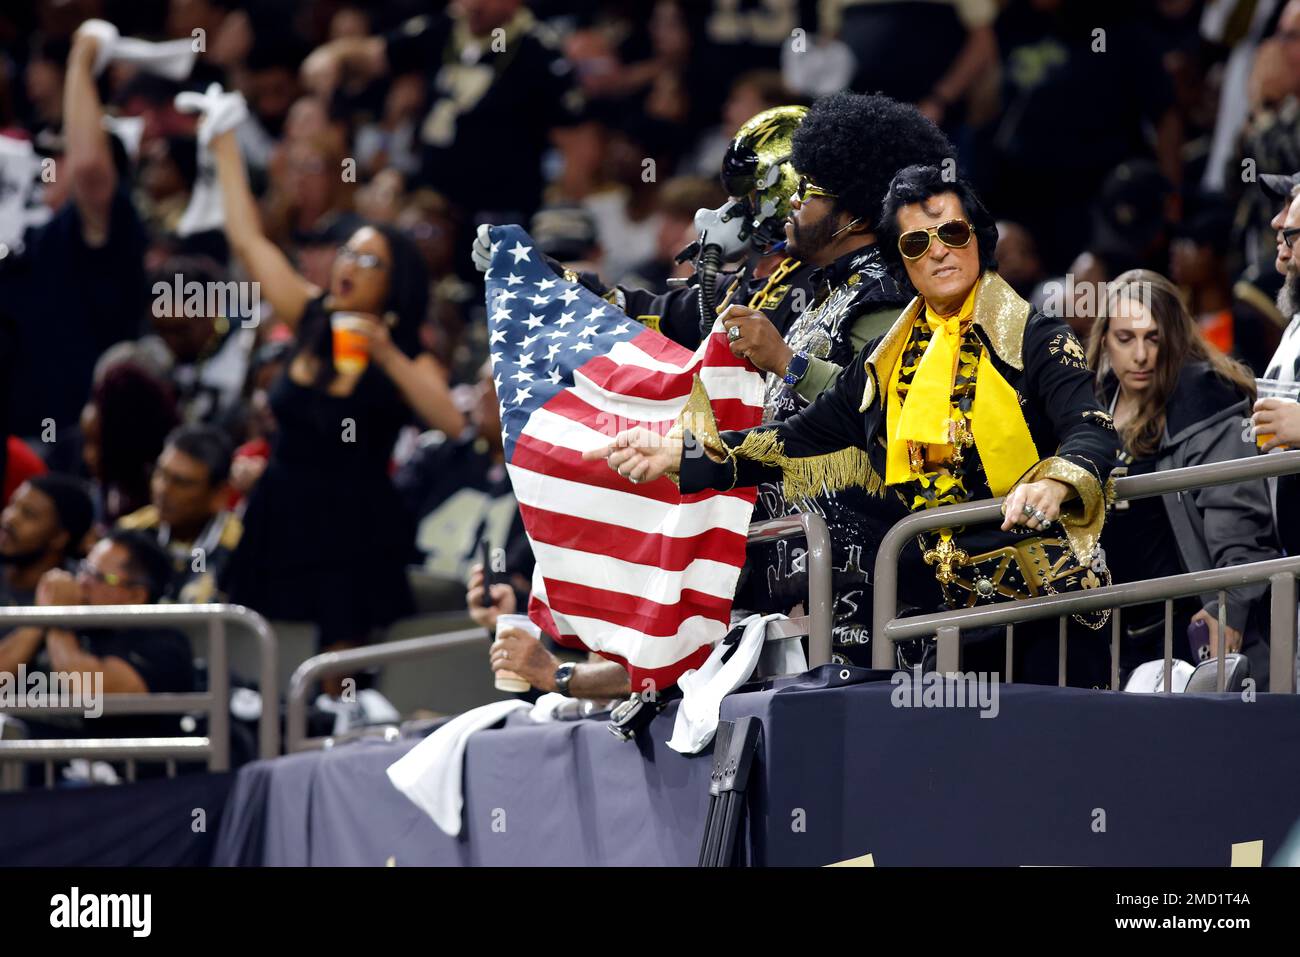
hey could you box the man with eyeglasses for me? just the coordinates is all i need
[0,530,194,749]
[118,424,241,603]
[1251,173,1300,560]
[588,167,1119,684]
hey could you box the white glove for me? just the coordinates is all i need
[471,223,493,273]
[174,82,250,148]
[75,19,120,77]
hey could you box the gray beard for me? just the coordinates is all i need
[1279,270,1300,319]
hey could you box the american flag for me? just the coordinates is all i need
[484,225,765,691]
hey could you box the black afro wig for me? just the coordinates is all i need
[790,92,954,230]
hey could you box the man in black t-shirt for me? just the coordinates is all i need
[0,529,194,744]
[301,0,586,232]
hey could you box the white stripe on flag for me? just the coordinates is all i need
[527,540,742,604]
[538,601,723,671]
[508,460,755,535]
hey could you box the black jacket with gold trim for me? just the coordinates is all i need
[679,272,1119,562]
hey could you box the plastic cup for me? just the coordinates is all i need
[331,313,370,375]
[494,614,539,693]
[1255,378,1300,451]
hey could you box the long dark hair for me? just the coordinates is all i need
[302,223,429,389]
[1087,269,1257,457]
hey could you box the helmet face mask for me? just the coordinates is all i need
[720,105,807,251]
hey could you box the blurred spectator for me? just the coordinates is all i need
[995,219,1045,299]
[2,28,147,445]
[981,2,1181,272]
[263,126,354,248]
[0,474,94,609]
[3,436,47,505]
[621,175,726,290]
[531,203,603,275]
[354,72,424,179]
[135,134,198,236]
[301,0,587,248]
[1170,195,1282,372]
[1088,161,1177,277]
[824,0,998,127]
[226,340,291,510]
[1229,2,1300,285]
[1090,270,1278,675]
[395,364,533,607]
[82,362,180,524]
[0,529,195,750]
[118,424,241,604]
[681,71,795,178]
[142,254,258,427]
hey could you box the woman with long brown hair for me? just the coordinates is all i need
[1089,269,1279,679]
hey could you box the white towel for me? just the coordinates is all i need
[175,142,223,236]
[387,695,566,836]
[78,19,197,81]
[667,613,782,755]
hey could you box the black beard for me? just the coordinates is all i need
[1278,270,1300,318]
[0,547,46,568]
[787,214,839,261]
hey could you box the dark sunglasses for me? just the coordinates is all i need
[1283,226,1300,250]
[792,175,836,204]
[898,218,974,260]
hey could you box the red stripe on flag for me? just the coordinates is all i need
[542,578,732,636]
[518,501,749,571]
[629,328,696,364]
[543,389,675,436]
[512,432,682,503]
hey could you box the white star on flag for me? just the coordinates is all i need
[571,341,593,353]
[512,386,532,404]
[519,333,540,350]
[558,287,580,305]
[546,367,562,385]
[524,313,545,329]
[536,277,557,291]
[585,306,606,320]
[578,325,599,339]
[505,273,523,286]
[556,311,576,327]
[509,241,532,264]
[497,289,518,301]
[489,328,508,345]
[613,322,631,334]
[545,343,562,361]
[490,306,512,324]
[518,351,536,366]
[529,294,549,307]
[512,369,535,383]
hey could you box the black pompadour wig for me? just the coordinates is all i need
[789,92,955,231]
[877,164,1000,286]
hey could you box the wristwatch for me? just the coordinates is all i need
[554,662,577,697]
[783,351,810,386]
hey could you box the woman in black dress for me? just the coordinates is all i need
[204,100,464,667]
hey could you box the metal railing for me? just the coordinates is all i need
[287,627,487,753]
[0,603,278,787]
[871,449,1300,689]
[283,515,835,752]
[745,513,833,667]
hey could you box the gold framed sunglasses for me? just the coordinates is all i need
[898,218,974,260]
[793,175,837,204]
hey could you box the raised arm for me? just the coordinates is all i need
[63,32,116,245]
[209,129,317,325]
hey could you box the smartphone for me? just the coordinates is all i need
[1187,619,1210,662]
[474,539,493,608]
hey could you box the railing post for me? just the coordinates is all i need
[1270,572,1298,694]
[800,513,833,667]
[936,625,961,674]
[208,617,230,772]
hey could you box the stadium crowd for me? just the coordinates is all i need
[0,0,1298,751]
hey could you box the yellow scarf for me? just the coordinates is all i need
[884,284,1038,496]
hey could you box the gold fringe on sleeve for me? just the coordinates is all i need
[1014,455,1106,566]
[729,430,884,503]
[675,374,883,500]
